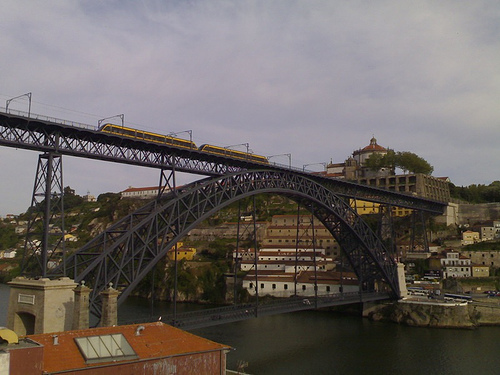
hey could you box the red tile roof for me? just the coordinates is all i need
[26,322,230,373]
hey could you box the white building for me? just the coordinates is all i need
[0,250,17,259]
[242,271,359,298]
[440,251,471,279]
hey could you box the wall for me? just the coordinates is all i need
[458,203,500,225]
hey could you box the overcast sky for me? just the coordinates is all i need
[1,1,499,215]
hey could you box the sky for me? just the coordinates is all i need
[1,0,499,215]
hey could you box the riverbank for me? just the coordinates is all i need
[364,297,500,328]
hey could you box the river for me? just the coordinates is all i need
[2,283,500,374]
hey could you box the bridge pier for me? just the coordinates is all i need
[396,262,408,298]
[7,277,77,335]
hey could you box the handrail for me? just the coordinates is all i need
[0,106,96,131]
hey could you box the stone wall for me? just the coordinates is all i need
[458,203,500,225]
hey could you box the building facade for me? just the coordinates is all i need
[440,251,471,279]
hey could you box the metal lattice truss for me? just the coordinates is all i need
[61,169,400,319]
[0,112,242,176]
[22,153,66,277]
[0,111,446,212]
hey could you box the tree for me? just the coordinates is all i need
[365,150,433,175]
[449,181,500,203]
[396,151,434,175]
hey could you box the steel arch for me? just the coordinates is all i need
[62,169,399,319]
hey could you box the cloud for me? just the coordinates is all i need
[1,0,499,214]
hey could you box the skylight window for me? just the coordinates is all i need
[75,334,138,364]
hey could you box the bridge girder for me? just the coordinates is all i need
[60,169,400,320]
[0,110,447,212]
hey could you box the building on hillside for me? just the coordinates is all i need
[466,250,500,268]
[167,242,197,261]
[471,264,490,277]
[480,221,500,241]
[318,137,451,204]
[15,225,27,234]
[235,215,356,297]
[236,247,334,273]
[356,174,451,202]
[461,230,480,246]
[64,234,78,242]
[82,191,96,202]
[121,186,169,199]
[242,270,358,298]
[262,215,340,258]
[440,251,471,279]
[321,137,392,180]
[350,199,413,217]
[1,322,230,374]
[0,249,17,259]
[188,222,267,242]
[351,136,393,179]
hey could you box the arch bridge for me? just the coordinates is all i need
[0,109,447,322]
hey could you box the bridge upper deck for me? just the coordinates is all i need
[0,109,446,213]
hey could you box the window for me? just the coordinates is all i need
[75,334,138,364]
[302,285,306,291]
[261,283,264,289]
[326,286,331,292]
[272,284,276,290]
[284,284,288,290]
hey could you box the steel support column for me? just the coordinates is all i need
[21,152,65,277]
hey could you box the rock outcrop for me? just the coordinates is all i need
[365,300,500,328]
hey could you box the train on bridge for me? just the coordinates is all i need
[99,123,270,164]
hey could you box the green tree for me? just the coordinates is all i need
[64,186,84,210]
[365,150,433,175]
[0,224,19,250]
[164,260,197,300]
[396,151,434,175]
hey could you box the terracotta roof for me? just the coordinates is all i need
[26,322,230,373]
[355,137,387,153]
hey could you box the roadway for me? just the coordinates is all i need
[126,291,392,330]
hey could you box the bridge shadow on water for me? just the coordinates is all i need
[122,291,392,330]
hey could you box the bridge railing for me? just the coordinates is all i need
[0,106,323,173]
[0,107,97,131]
[120,291,392,328]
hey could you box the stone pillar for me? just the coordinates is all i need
[7,277,77,335]
[100,283,120,327]
[72,281,92,330]
[396,262,408,298]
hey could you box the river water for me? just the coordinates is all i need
[2,283,500,374]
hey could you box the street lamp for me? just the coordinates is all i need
[225,143,249,152]
[302,162,326,172]
[268,153,292,168]
[224,143,249,158]
[97,114,124,128]
[168,130,193,148]
[6,92,32,117]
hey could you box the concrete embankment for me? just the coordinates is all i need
[363,298,500,328]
